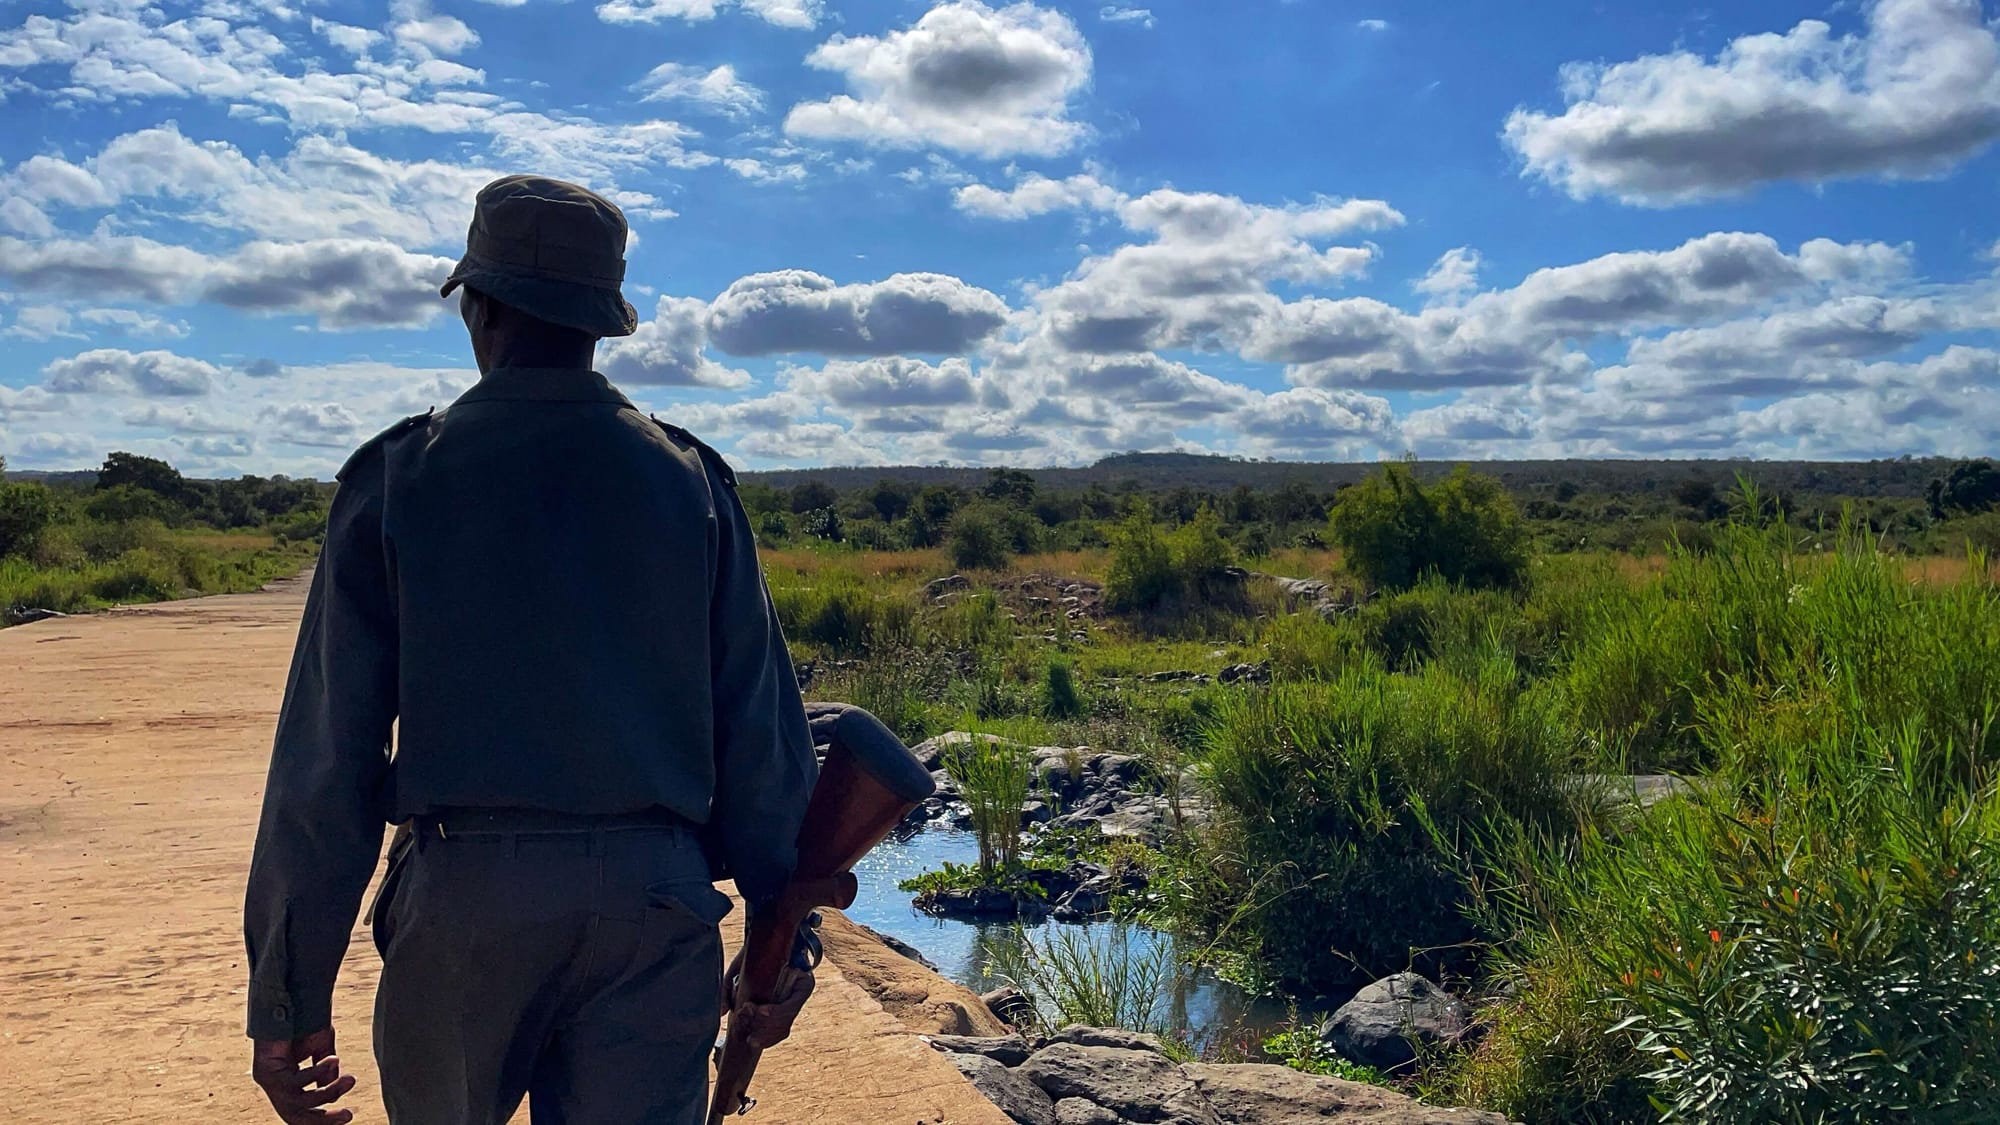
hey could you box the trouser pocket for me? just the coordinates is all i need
[368,823,417,958]
[646,879,735,928]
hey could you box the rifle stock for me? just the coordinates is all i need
[706,705,935,1124]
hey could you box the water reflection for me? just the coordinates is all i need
[844,824,1298,1054]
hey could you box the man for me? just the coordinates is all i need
[243,175,818,1125]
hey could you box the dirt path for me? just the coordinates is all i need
[0,578,1007,1125]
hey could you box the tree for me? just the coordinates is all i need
[799,506,843,542]
[1929,460,2000,518]
[97,452,185,500]
[788,480,838,514]
[0,482,57,558]
[981,468,1037,508]
[946,503,1011,570]
[1330,464,1530,591]
[867,478,914,522]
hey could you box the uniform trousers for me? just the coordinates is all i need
[369,810,733,1125]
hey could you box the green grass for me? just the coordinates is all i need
[1,524,313,620]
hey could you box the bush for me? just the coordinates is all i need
[1042,660,1084,719]
[1330,464,1530,591]
[84,485,178,526]
[1105,508,1180,613]
[1449,524,2000,1121]
[769,575,914,654]
[1188,652,1579,991]
[947,503,1013,570]
[1105,506,1242,618]
[948,738,1035,876]
[0,482,58,558]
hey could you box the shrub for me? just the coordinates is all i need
[1105,508,1180,613]
[1106,506,1242,618]
[1330,464,1530,591]
[0,482,58,558]
[85,484,177,526]
[1042,660,1084,719]
[770,575,913,654]
[983,923,1184,1037]
[1189,653,1580,991]
[948,738,1034,876]
[947,503,1013,570]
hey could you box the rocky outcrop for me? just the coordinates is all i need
[906,732,1212,848]
[927,1026,1513,1125]
[818,910,1012,1037]
[1322,974,1476,1071]
[1255,573,1361,621]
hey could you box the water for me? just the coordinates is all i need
[844,824,1300,1052]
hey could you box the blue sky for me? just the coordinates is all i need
[3,0,1999,475]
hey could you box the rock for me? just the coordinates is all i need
[1051,1025,1170,1055]
[913,730,1020,770]
[850,922,940,972]
[1020,1043,1214,1125]
[1146,669,1199,683]
[1323,973,1475,1071]
[929,574,972,596]
[952,1053,1058,1125]
[930,769,962,800]
[793,661,816,692]
[1020,798,1056,825]
[927,1033,1038,1067]
[1054,1098,1121,1125]
[982,986,1037,1027]
[1218,662,1271,685]
[1089,753,1146,787]
[1187,1063,1512,1124]
[1570,773,1695,810]
[920,884,1052,920]
[816,910,1010,1036]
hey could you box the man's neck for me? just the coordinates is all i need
[479,343,596,374]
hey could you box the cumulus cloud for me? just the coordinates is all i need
[200,240,456,329]
[707,270,1011,356]
[1031,189,1404,354]
[785,1,1093,157]
[43,349,222,397]
[1506,0,2000,203]
[953,171,1125,218]
[633,63,766,117]
[1232,387,1400,455]
[1356,18,1388,31]
[1414,246,1481,302]
[599,296,754,388]
[1099,5,1154,28]
[785,355,979,409]
[259,402,364,447]
[596,0,820,28]
[5,306,191,341]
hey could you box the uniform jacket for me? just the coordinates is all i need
[241,366,816,1041]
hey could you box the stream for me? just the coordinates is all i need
[844,824,1302,1054]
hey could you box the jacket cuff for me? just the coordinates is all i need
[246,979,332,1041]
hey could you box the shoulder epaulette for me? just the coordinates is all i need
[336,407,435,482]
[651,415,737,488]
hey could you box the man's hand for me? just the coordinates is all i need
[252,1028,356,1124]
[721,951,816,1049]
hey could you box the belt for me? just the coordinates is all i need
[414,806,691,841]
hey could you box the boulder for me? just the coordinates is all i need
[928,573,972,596]
[1322,973,1475,1070]
[1054,1098,1121,1125]
[927,1034,1039,1067]
[1020,1043,1215,1125]
[952,1053,1058,1125]
[914,730,1020,770]
[982,985,1038,1027]
[1050,1025,1171,1054]
[816,912,1009,1036]
[1187,1063,1512,1124]
[1217,662,1271,685]
[919,884,1052,920]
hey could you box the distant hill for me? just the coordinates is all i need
[741,452,1958,500]
[9,452,1964,500]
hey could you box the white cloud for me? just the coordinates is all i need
[1100,5,1154,29]
[1414,246,1481,302]
[724,157,809,183]
[707,270,1011,356]
[633,63,766,118]
[785,355,979,408]
[1356,18,1388,32]
[43,349,222,397]
[1506,0,2000,203]
[4,305,191,341]
[596,0,820,28]
[0,232,453,330]
[953,171,1125,218]
[1031,189,1404,354]
[599,296,753,388]
[4,306,84,341]
[785,1,1093,158]
[391,15,479,57]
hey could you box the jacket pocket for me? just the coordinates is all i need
[646,879,735,928]
[367,825,417,958]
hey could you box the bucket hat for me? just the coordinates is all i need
[439,175,639,338]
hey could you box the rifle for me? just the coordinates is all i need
[707,704,935,1123]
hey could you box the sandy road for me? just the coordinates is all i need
[0,576,1005,1125]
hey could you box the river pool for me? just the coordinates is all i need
[843,824,1301,1052]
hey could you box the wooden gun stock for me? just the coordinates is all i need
[706,706,935,1124]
